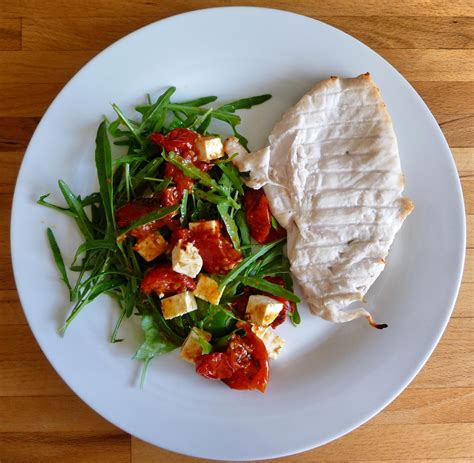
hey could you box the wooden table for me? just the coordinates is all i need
[1,1,473,462]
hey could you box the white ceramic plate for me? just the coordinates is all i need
[11,7,465,461]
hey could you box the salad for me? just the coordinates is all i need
[38,87,300,393]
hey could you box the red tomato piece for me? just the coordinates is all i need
[150,128,197,155]
[159,187,180,207]
[243,189,286,244]
[195,325,269,392]
[140,264,196,296]
[170,227,193,247]
[195,352,234,380]
[190,221,242,274]
[115,197,161,228]
[115,197,178,240]
[164,161,194,198]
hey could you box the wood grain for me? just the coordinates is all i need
[0,2,472,462]
[22,16,474,51]
[0,19,21,51]
[3,0,474,18]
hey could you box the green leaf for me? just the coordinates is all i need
[134,314,177,361]
[217,162,244,195]
[180,189,189,226]
[112,104,142,144]
[152,177,173,193]
[193,188,239,209]
[72,239,116,265]
[80,192,101,207]
[240,276,300,303]
[113,154,146,165]
[177,96,218,107]
[132,156,164,190]
[200,305,237,337]
[117,204,179,238]
[95,121,116,236]
[218,94,272,113]
[47,228,73,299]
[235,210,251,256]
[110,307,126,343]
[271,216,279,230]
[217,203,240,249]
[37,194,76,218]
[193,327,212,355]
[218,237,285,290]
[166,104,241,126]
[134,313,178,388]
[140,86,176,133]
[289,305,301,326]
[58,180,95,241]
[162,151,220,191]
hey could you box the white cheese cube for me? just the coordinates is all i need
[161,291,198,320]
[171,240,203,278]
[246,295,283,327]
[194,136,224,162]
[180,327,212,364]
[251,325,285,360]
[193,274,223,305]
[133,232,167,262]
[188,220,219,233]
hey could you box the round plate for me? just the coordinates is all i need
[11,7,465,461]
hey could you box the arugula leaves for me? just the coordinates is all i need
[38,87,302,388]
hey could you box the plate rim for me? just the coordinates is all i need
[10,6,466,460]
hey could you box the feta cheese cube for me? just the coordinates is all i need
[180,327,212,363]
[193,274,223,305]
[171,240,203,278]
[133,232,167,262]
[161,291,198,320]
[194,136,224,162]
[188,220,219,233]
[251,325,285,360]
[246,295,283,327]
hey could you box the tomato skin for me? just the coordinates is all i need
[195,325,269,392]
[150,128,197,155]
[188,221,242,274]
[140,264,196,296]
[159,187,180,207]
[243,189,286,244]
[115,198,161,228]
[164,162,194,197]
[115,196,179,240]
[195,352,234,379]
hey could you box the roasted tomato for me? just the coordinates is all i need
[151,128,214,201]
[190,221,242,274]
[170,227,193,247]
[243,188,286,244]
[196,325,269,392]
[195,352,234,379]
[150,128,197,155]
[164,161,194,197]
[115,197,178,239]
[115,197,161,228]
[230,276,294,328]
[159,187,180,207]
[140,264,196,296]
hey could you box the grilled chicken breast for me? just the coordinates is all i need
[231,73,414,327]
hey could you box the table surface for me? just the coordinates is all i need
[1,1,473,462]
